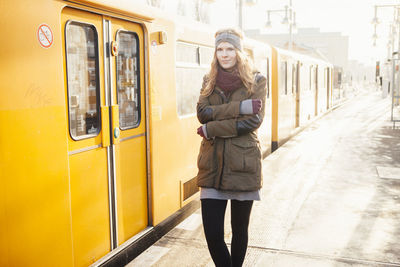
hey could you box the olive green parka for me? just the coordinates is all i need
[196,73,267,191]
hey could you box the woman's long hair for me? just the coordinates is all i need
[201,28,255,96]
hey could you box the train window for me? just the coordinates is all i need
[324,67,329,87]
[116,31,140,129]
[266,58,270,98]
[255,57,269,98]
[292,64,297,94]
[300,64,309,91]
[318,67,325,88]
[199,46,214,66]
[279,61,288,95]
[65,21,100,140]
[176,42,199,64]
[176,42,209,117]
[176,67,206,116]
[309,66,314,90]
[287,63,292,95]
[313,67,318,91]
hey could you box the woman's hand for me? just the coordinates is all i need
[197,125,209,139]
[239,99,262,114]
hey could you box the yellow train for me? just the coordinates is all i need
[0,1,333,266]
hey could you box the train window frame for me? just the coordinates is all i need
[175,41,212,118]
[115,29,141,130]
[65,20,101,141]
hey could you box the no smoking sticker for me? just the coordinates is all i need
[37,24,53,48]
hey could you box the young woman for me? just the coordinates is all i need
[196,28,267,267]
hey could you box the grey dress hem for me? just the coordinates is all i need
[200,187,261,201]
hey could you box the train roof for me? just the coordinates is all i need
[68,0,162,21]
[273,46,333,66]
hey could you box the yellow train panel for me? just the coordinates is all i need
[0,0,74,265]
[69,149,111,266]
[271,48,279,149]
[0,108,74,266]
[115,136,148,243]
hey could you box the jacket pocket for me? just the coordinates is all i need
[229,138,260,173]
[197,140,214,170]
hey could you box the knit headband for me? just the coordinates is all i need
[215,32,242,51]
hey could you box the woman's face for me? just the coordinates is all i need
[216,42,237,70]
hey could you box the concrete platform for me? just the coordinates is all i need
[129,89,400,267]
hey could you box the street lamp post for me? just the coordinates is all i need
[265,0,297,50]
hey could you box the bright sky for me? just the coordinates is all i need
[210,0,400,66]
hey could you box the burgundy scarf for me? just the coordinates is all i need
[216,67,243,95]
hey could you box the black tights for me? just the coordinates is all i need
[201,199,253,267]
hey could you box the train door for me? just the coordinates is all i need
[314,65,319,116]
[326,67,330,109]
[109,16,148,246]
[295,61,300,127]
[62,8,147,266]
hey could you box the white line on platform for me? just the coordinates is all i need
[376,166,400,180]
[126,246,170,267]
[176,213,202,231]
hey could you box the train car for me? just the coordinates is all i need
[0,1,203,266]
[0,1,332,266]
[242,38,273,156]
[271,47,333,150]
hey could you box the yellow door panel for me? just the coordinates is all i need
[69,150,111,266]
[115,136,148,241]
[110,18,148,244]
[62,7,111,265]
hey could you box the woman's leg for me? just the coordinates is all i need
[201,199,231,267]
[230,200,253,267]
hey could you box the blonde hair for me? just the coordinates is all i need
[201,28,255,96]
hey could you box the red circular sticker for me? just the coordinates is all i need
[37,24,53,48]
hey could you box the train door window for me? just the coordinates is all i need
[280,61,287,95]
[284,62,288,94]
[287,63,292,95]
[309,65,314,90]
[319,67,325,88]
[292,64,297,94]
[65,21,100,140]
[116,31,140,129]
[266,57,270,98]
[325,67,329,86]
[300,63,308,91]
